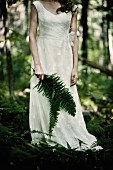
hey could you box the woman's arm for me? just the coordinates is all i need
[71,11,78,72]
[70,10,79,86]
[29,5,44,80]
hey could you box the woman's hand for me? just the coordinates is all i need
[35,64,44,80]
[70,68,78,86]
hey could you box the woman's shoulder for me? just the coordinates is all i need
[32,0,43,4]
[72,4,78,13]
[32,0,41,12]
[32,0,40,5]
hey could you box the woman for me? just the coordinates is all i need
[29,0,102,150]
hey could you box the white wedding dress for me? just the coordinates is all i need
[29,1,102,150]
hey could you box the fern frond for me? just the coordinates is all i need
[33,73,76,136]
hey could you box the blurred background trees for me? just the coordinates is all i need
[0,0,113,168]
[0,0,113,119]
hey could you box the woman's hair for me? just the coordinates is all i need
[6,0,77,13]
[40,0,76,13]
[57,0,76,13]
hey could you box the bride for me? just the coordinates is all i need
[29,0,102,150]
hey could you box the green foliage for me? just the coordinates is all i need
[0,121,113,170]
[0,93,28,114]
[0,123,35,168]
[0,95,113,169]
[77,66,113,119]
[9,29,31,90]
[0,92,29,138]
[33,73,76,136]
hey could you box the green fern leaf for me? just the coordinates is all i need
[33,73,76,136]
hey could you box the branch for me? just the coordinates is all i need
[79,57,113,77]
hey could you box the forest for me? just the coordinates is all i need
[0,0,113,169]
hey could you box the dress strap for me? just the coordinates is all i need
[32,1,41,12]
[72,4,78,13]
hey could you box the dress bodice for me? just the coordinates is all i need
[32,1,75,41]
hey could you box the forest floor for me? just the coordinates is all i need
[0,95,113,170]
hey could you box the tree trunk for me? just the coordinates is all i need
[108,26,113,68]
[1,0,14,97]
[100,0,110,67]
[5,42,14,97]
[23,0,29,37]
[81,0,89,61]
[0,48,5,81]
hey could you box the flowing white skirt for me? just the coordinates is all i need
[29,37,101,150]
